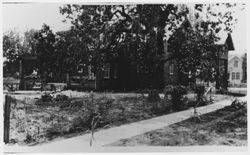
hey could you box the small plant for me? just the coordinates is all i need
[84,93,113,146]
[24,133,33,144]
[90,112,101,146]
[230,98,246,109]
[164,85,188,111]
[40,93,53,102]
[194,85,206,102]
[54,94,69,102]
[147,89,161,102]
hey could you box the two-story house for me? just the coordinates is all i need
[228,55,243,86]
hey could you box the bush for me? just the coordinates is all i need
[194,85,206,102]
[40,93,53,102]
[147,89,161,102]
[54,94,69,102]
[164,85,188,111]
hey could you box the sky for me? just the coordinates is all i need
[2,3,247,55]
[2,3,71,33]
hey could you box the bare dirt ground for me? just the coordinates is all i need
[6,91,231,145]
[110,102,247,146]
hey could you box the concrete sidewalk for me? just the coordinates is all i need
[4,96,247,153]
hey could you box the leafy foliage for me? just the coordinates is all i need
[40,93,53,102]
[3,29,38,77]
[167,3,244,83]
[3,30,23,63]
[3,4,244,90]
[59,4,189,89]
[194,84,206,102]
[34,24,56,83]
[164,85,188,111]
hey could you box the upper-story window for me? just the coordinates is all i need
[169,63,174,75]
[103,63,110,79]
[234,60,238,67]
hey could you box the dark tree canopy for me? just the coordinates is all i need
[59,4,190,89]
[3,3,244,89]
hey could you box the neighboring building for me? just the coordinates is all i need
[228,55,243,86]
[164,17,234,89]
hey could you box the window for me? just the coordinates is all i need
[114,64,118,79]
[236,72,240,80]
[234,60,238,67]
[103,63,110,78]
[232,72,236,80]
[169,63,174,75]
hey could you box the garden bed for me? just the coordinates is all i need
[110,101,247,146]
[7,92,231,146]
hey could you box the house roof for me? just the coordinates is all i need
[228,55,243,62]
[225,33,235,50]
[166,17,192,43]
[216,32,235,50]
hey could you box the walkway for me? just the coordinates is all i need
[4,96,247,153]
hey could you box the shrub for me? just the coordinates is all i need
[147,89,161,102]
[230,99,247,109]
[194,85,206,102]
[54,94,69,102]
[40,93,53,102]
[164,85,188,111]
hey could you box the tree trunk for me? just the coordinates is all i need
[152,27,165,90]
[215,57,220,90]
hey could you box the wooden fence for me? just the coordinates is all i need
[4,95,12,143]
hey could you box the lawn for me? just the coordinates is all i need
[110,100,247,146]
[7,91,231,146]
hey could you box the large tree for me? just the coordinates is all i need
[59,3,244,90]
[3,30,23,63]
[60,4,189,89]
[34,24,56,83]
[3,29,38,77]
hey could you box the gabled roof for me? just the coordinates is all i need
[228,55,243,62]
[215,31,235,50]
[167,17,193,43]
[225,33,235,50]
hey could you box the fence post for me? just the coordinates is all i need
[4,95,11,144]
